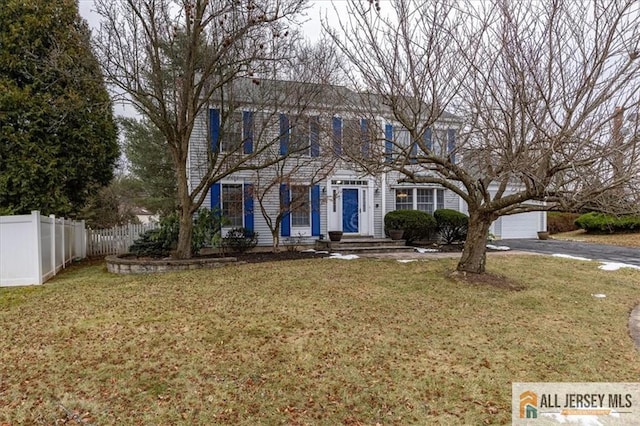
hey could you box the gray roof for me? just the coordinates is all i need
[213,78,461,123]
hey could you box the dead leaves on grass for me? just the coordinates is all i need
[449,270,526,291]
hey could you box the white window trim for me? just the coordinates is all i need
[290,185,311,231]
[394,187,445,213]
[220,182,245,232]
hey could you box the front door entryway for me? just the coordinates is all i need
[327,178,372,236]
[342,188,359,233]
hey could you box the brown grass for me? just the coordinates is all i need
[553,229,640,248]
[1,255,639,425]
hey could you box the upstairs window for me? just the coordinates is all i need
[342,118,372,158]
[290,116,310,155]
[279,114,319,157]
[220,111,254,154]
[221,112,243,153]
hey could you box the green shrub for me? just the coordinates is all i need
[129,208,224,257]
[574,212,640,234]
[384,210,437,243]
[128,214,178,257]
[547,212,580,234]
[192,208,226,253]
[222,227,259,253]
[433,209,468,243]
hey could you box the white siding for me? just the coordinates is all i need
[189,109,334,247]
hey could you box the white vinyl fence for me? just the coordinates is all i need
[0,211,86,287]
[87,222,158,257]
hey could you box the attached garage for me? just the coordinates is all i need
[493,211,545,239]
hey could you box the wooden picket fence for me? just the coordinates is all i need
[87,222,159,257]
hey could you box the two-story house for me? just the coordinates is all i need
[187,79,545,247]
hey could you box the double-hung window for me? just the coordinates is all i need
[222,112,243,153]
[280,114,320,157]
[290,185,310,227]
[396,128,411,155]
[395,188,414,210]
[416,188,434,213]
[222,183,244,227]
[290,116,310,155]
[220,111,254,153]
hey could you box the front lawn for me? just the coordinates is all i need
[1,256,639,424]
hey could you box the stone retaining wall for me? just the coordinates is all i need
[106,255,238,275]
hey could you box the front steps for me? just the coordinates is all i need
[315,235,415,255]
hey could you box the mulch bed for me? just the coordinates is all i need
[231,250,326,263]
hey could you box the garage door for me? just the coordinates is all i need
[499,212,541,239]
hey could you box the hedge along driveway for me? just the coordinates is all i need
[501,239,640,267]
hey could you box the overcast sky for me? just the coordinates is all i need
[77,0,343,117]
[78,0,336,43]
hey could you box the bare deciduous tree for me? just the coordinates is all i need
[93,0,307,258]
[329,0,640,274]
[249,42,346,251]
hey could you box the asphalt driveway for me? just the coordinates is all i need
[501,239,640,267]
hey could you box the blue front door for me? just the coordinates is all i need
[342,188,359,233]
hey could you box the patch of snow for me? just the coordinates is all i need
[328,253,360,260]
[541,411,621,426]
[397,259,417,263]
[414,247,439,253]
[552,254,592,262]
[591,294,607,298]
[550,254,640,272]
[486,244,511,251]
[314,250,329,255]
[598,262,640,271]
[301,249,316,253]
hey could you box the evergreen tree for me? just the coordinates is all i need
[119,117,177,216]
[0,0,118,216]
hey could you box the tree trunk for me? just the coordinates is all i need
[271,230,280,253]
[457,212,493,274]
[174,157,193,259]
[175,205,194,259]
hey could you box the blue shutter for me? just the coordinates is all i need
[279,114,289,156]
[280,183,290,237]
[384,124,393,163]
[211,183,221,211]
[311,185,320,236]
[243,183,254,232]
[447,128,456,163]
[332,117,342,156]
[310,116,320,157]
[210,109,220,152]
[424,128,432,153]
[243,111,253,154]
[361,118,370,158]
